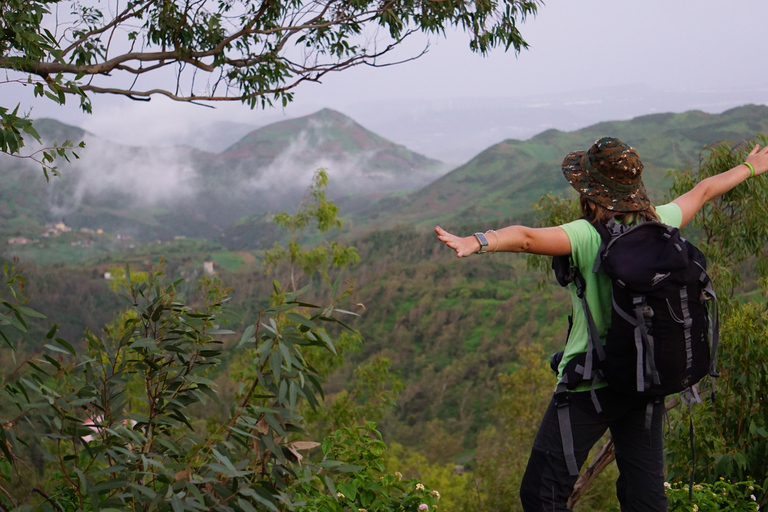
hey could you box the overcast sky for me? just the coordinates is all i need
[6,0,768,156]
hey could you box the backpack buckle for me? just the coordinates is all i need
[554,391,570,408]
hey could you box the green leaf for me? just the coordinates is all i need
[151,304,164,322]
[237,498,258,512]
[45,324,58,339]
[211,449,248,477]
[93,479,129,493]
[171,494,184,512]
[278,342,292,370]
[332,309,360,317]
[338,482,357,501]
[360,490,375,508]
[239,487,280,512]
[315,329,336,355]
[337,464,365,473]
[208,328,235,335]
[263,413,286,436]
[41,354,62,369]
[286,312,317,330]
[53,337,77,356]
[131,338,157,349]
[16,305,46,319]
[0,427,13,462]
[239,324,256,346]
[26,360,51,376]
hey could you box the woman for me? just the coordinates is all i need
[436,137,768,511]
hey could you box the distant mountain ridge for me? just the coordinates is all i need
[3,105,768,246]
[357,104,768,231]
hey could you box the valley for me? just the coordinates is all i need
[3,103,768,476]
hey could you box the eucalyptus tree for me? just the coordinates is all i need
[1,0,540,175]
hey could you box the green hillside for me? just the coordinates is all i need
[356,105,768,229]
[4,104,768,471]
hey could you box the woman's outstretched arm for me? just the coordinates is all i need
[674,144,768,227]
[435,225,571,257]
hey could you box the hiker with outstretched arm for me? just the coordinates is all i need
[435,137,768,512]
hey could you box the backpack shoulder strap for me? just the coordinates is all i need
[590,219,617,274]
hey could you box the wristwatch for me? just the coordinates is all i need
[474,232,489,254]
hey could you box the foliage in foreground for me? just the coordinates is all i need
[0,172,443,511]
[0,259,442,511]
[666,479,762,512]
[665,136,768,506]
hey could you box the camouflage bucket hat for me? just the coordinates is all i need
[561,137,650,212]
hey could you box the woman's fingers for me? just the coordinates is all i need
[436,225,466,257]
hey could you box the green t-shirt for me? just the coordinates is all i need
[556,203,683,391]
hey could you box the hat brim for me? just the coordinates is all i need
[561,151,651,212]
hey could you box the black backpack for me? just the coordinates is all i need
[553,219,720,397]
[550,218,720,477]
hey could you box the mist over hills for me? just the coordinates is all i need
[0,110,446,241]
[3,104,768,249]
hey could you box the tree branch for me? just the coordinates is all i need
[60,1,157,57]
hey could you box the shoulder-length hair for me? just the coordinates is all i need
[579,196,658,225]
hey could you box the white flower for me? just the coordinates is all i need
[336,492,345,499]
[418,504,429,511]
[415,483,425,491]
[664,482,672,489]
[752,495,758,501]
[693,505,699,512]
[431,490,441,500]
[394,471,402,481]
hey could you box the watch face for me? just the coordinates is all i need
[474,232,488,253]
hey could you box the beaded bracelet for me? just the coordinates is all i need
[744,161,755,178]
[486,229,500,252]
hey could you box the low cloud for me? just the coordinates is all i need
[44,135,198,217]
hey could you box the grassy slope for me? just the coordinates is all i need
[351,105,768,231]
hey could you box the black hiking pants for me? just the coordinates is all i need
[519,386,668,512]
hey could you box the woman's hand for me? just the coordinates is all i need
[435,225,479,258]
[675,143,768,228]
[744,144,768,176]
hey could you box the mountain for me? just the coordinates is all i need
[208,108,446,200]
[344,84,768,163]
[357,105,768,230]
[0,110,445,241]
[5,105,768,247]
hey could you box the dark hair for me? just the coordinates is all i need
[579,195,658,225]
